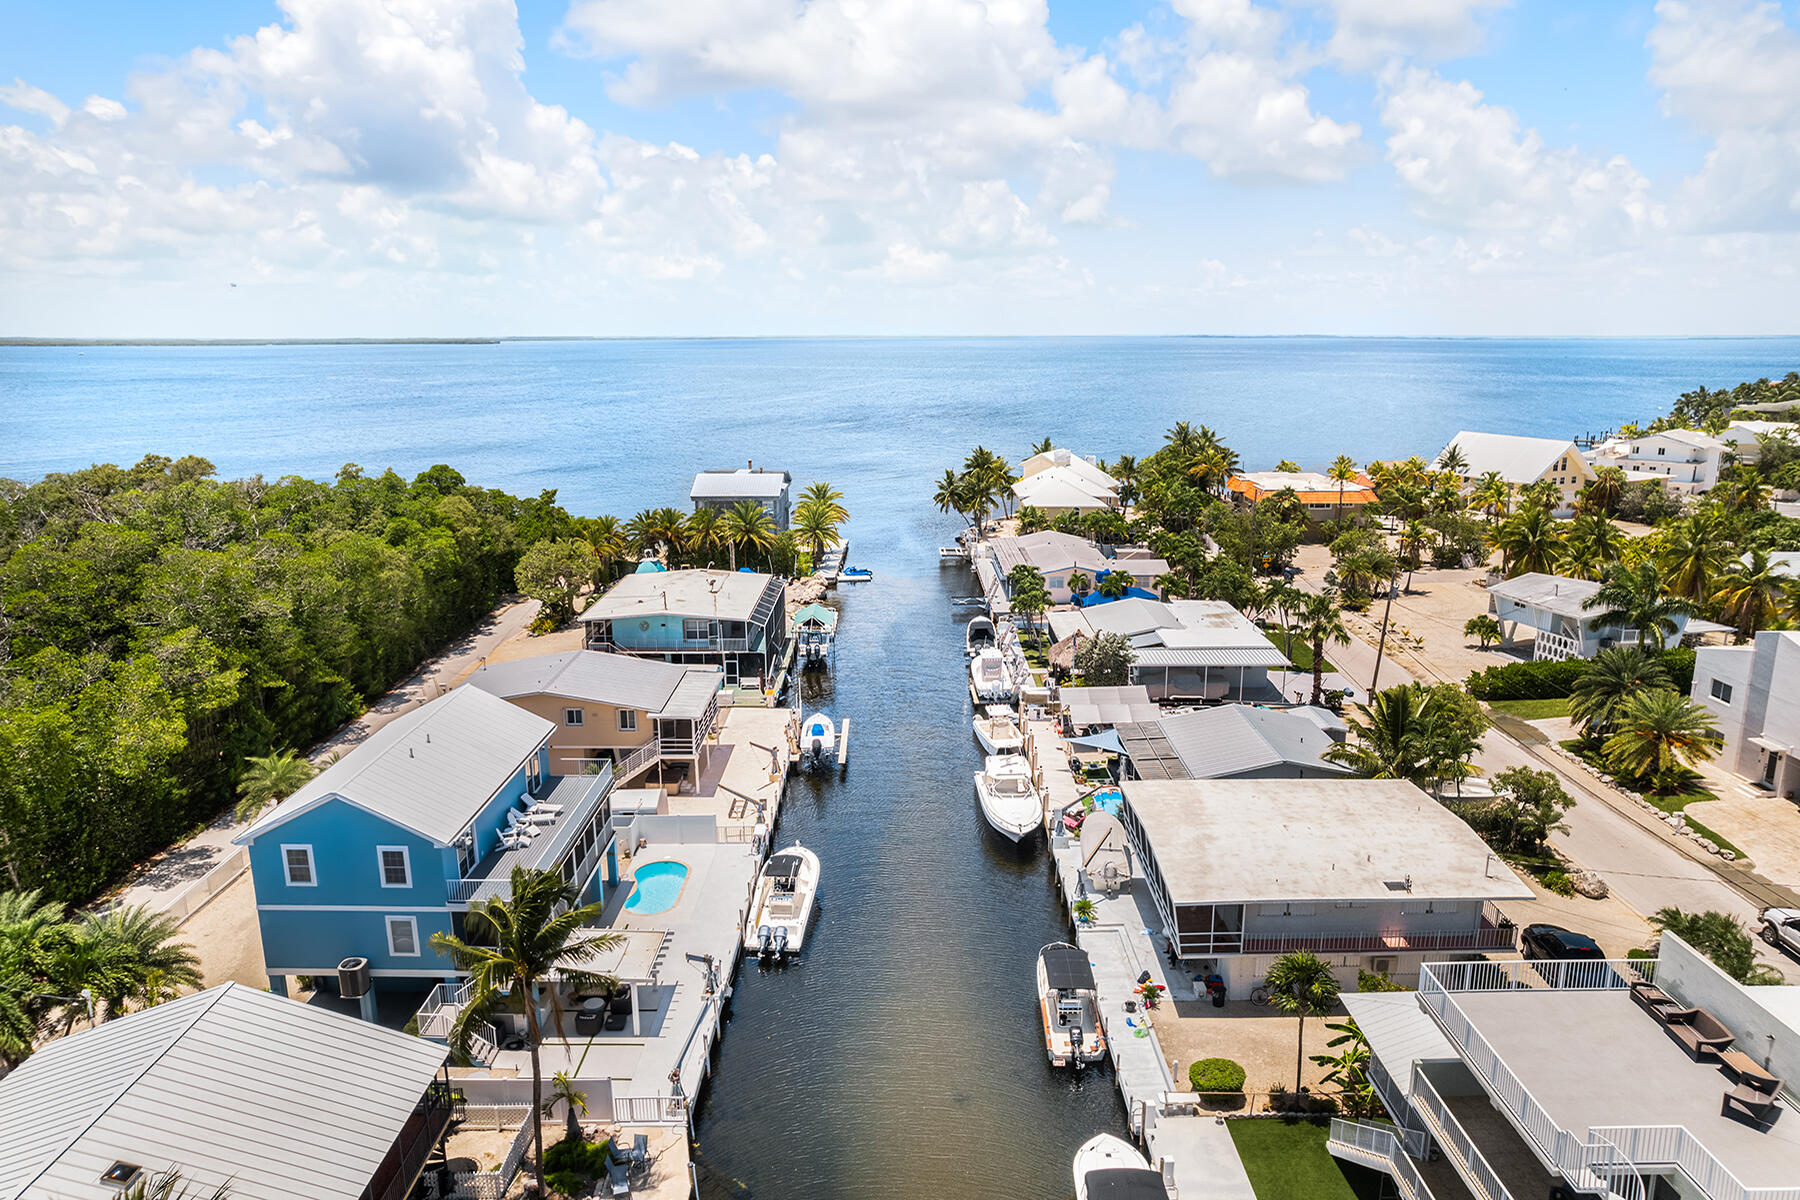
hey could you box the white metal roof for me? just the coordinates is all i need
[689,468,790,500]
[577,569,779,624]
[1485,572,1605,620]
[466,650,719,714]
[1122,778,1533,904]
[1152,705,1353,779]
[237,686,551,846]
[989,531,1112,575]
[1438,430,1583,484]
[1341,992,1456,1094]
[1019,449,1119,493]
[0,984,447,1200]
[1011,468,1118,511]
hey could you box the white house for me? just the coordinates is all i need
[985,530,1167,604]
[1588,427,1730,494]
[1119,777,1530,991]
[1692,629,1800,799]
[1047,598,1288,701]
[1485,571,1693,661]
[1437,430,1592,517]
[1018,447,1119,495]
[1723,419,1800,464]
[689,465,792,529]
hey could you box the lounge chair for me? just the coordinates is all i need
[1629,981,1681,1012]
[1664,1007,1734,1060]
[605,1153,631,1197]
[1723,1075,1782,1127]
[627,1133,650,1178]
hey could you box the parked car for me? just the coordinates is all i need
[1520,924,1604,961]
[1761,907,1800,959]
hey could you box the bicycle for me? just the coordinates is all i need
[1248,984,1272,1006]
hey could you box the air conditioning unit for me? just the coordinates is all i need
[1369,956,1397,976]
[337,956,371,1000]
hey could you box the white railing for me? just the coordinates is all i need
[1327,1120,1436,1200]
[614,738,663,779]
[613,1095,686,1126]
[1420,959,1800,1200]
[159,845,250,926]
[459,1102,534,1130]
[1412,1071,1517,1200]
[449,1119,534,1199]
[1532,628,1580,662]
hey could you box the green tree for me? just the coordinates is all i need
[73,904,203,1022]
[1095,570,1133,600]
[1325,683,1487,794]
[1266,951,1340,1092]
[1652,908,1784,986]
[233,749,316,823]
[1309,1018,1378,1118]
[1292,590,1351,706]
[791,499,842,569]
[1569,647,1671,740]
[1491,506,1564,577]
[720,500,775,571]
[797,481,848,526]
[1557,514,1626,580]
[1464,614,1503,649]
[431,868,619,1200]
[515,538,595,626]
[1328,454,1360,524]
[1659,509,1733,605]
[1476,767,1573,855]
[933,469,969,527]
[1583,560,1696,650]
[1074,632,1135,686]
[1581,466,1627,516]
[1603,689,1723,793]
[1713,549,1788,638]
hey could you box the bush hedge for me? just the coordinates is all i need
[1466,658,1591,700]
[1190,1057,1247,1093]
[1466,647,1695,701]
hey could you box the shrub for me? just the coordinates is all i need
[1466,658,1592,701]
[1190,1057,1247,1093]
[1544,869,1576,896]
[545,1171,585,1198]
[528,613,564,637]
[543,1137,610,1179]
[1356,969,1408,993]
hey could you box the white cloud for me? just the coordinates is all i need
[1380,66,1661,249]
[1650,0,1800,231]
[1314,0,1509,70]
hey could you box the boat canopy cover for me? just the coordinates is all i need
[1067,730,1124,754]
[764,853,805,878]
[1085,1168,1169,1200]
[1040,944,1097,992]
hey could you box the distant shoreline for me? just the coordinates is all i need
[4,333,1799,347]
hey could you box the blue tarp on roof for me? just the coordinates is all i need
[634,560,667,573]
[1079,587,1158,607]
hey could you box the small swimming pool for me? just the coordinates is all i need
[624,861,689,915]
[1088,788,1124,817]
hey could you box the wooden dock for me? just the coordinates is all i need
[817,542,848,585]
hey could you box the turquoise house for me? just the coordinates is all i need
[577,568,789,689]
[236,686,619,1020]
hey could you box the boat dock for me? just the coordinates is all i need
[817,542,848,585]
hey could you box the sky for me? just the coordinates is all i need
[2,0,1799,338]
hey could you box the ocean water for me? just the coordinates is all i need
[6,336,1799,1198]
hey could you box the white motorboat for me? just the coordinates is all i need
[973,706,1024,755]
[800,712,836,766]
[1073,1134,1166,1200]
[965,614,996,655]
[973,754,1041,841]
[969,648,1014,702]
[1039,942,1108,1067]
[743,844,821,957]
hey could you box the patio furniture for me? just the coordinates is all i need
[574,1006,602,1036]
[1629,981,1682,1012]
[605,1153,631,1197]
[626,1133,650,1179]
[1722,1072,1783,1127]
[1663,1006,1734,1060]
[1721,1049,1781,1090]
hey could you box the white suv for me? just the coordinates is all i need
[1761,907,1800,958]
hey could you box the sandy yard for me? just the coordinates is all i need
[1684,787,1800,889]
[179,871,268,988]
[475,623,583,674]
[1150,997,1346,1105]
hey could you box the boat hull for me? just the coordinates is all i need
[972,717,1024,756]
[974,764,1041,842]
[1073,1135,1155,1200]
[742,845,822,956]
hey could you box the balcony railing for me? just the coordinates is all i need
[1412,1070,1518,1200]
[1327,1119,1436,1200]
[1419,959,1800,1200]
[1242,917,1516,956]
[614,738,662,780]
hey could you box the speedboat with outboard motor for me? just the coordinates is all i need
[743,844,821,957]
[1039,942,1107,1067]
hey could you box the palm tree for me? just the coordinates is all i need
[791,499,841,570]
[1030,437,1055,455]
[720,500,774,571]
[75,905,202,1020]
[1164,421,1202,460]
[0,888,66,1060]
[431,868,617,1200]
[1328,454,1360,524]
[1714,469,1770,516]
[1583,560,1696,649]
[120,1168,234,1200]
[798,481,848,525]
[1437,444,1470,477]
[933,469,968,527]
[1111,454,1139,508]
[1603,688,1723,792]
[547,1070,589,1143]
[1581,466,1626,515]
[1096,570,1133,600]
[1651,908,1784,985]
[1714,549,1787,638]
[1659,509,1732,605]
[1569,646,1672,740]
[683,507,722,568]
[1265,950,1340,1092]
[1293,590,1352,705]
[579,515,626,584]
[1398,520,1430,588]
[624,509,660,557]
[1490,506,1563,577]
[1557,513,1625,580]
[234,750,316,823]
[1309,1018,1377,1117]
[1067,571,1092,601]
[1324,684,1437,785]
[1469,471,1512,528]
[648,507,689,561]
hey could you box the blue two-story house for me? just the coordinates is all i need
[577,568,789,690]
[236,686,618,1020]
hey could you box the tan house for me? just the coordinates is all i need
[466,650,722,788]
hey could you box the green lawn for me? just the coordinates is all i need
[1227,1118,1383,1200]
[1557,739,1747,859]
[1484,697,1572,720]
[1267,629,1336,674]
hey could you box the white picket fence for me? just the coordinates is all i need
[161,846,250,926]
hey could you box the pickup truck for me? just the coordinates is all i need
[1760,907,1800,958]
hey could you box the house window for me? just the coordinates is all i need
[1711,679,1734,703]
[377,846,412,889]
[1657,446,1666,455]
[281,845,316,887]
[564,708,584,726]
[619,710,638,732]
[683,618,711,643]
[386,916,420,957]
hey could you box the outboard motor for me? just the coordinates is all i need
[772,925,790,955]
[757,925,773,956]
[1070,1025,1085,1068]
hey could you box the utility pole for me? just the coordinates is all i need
[1370,574,1400,695]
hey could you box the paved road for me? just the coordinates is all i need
[105,596,541,913]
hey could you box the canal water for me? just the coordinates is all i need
[690,559,1130,1198]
